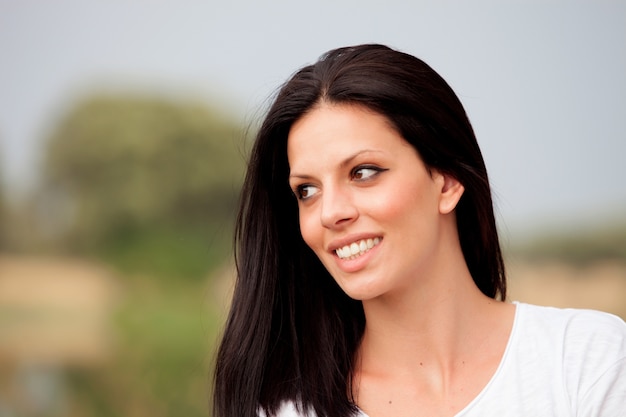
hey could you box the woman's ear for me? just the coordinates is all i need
[436,172,465,214]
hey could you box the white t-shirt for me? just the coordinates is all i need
[266,303,626,416]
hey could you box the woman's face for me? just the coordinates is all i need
[287,103,462,301]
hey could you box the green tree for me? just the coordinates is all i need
[40,94,246,279]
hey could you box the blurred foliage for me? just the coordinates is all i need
[39,94,245,280]
[60,277,221,417]
[512,221,626,265]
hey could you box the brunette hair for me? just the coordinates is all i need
[213,44,506,417]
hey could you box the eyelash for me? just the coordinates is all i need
[293,165,387,201]
[351,165,387,181]
[294,184,318,200]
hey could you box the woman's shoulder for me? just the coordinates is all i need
[258,401,367,417]
[515,301,626,340]
[472,303,626,415]
[258,401,314,417]
[514,302,626,354]
[514,302,626,389]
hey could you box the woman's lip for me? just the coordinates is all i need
[328,233,383,252]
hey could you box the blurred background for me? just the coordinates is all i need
[0,1,625,416]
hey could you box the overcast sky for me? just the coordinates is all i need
[1,0,625,239]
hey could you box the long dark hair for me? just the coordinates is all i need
[213,44,506,417]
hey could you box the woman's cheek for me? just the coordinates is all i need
[299,210,320,250]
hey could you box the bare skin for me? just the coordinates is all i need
[287,102,516,417]
[351,157,515,417]
[355,272,515,417]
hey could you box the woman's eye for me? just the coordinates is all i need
[352,166,384,181]
[296,184,319,200]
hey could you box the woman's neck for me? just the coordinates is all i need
[354,268,515,416]
[359,266,492,368]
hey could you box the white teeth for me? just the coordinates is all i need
[335,237,381,260]
[349,242,359,255]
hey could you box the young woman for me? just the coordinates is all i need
[213,44,626,417]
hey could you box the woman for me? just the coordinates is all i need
[213,44,625,417]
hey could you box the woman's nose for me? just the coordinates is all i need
[319,186,358,229]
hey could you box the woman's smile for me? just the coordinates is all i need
[334,236,381,260]
[287,102,455,300]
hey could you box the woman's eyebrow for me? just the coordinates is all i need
[339,149,383,169]
[288,173,314,180]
